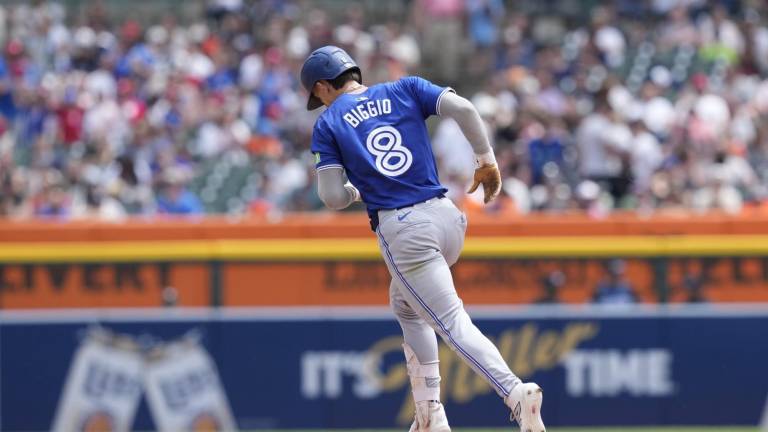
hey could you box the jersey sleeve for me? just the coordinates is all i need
[400,76,455,118]
[310,117,343,171]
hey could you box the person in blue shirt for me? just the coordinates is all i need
[528,118,566,185]
[301,46,546,432]
[592,259,639,305]
[0,56,16,121]
[156,177,204,215]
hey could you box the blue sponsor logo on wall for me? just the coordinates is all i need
[1,307,767,430]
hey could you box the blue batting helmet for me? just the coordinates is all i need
[300,45,360,110]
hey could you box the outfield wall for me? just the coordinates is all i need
[2,213,768,307]
[2,214,768,429]
[1,305,767,430]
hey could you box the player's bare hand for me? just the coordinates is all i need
[467,163,502,204]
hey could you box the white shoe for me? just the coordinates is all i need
[505,383,545,432]
[408,400,451,432]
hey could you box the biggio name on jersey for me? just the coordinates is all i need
[343,98,392,128]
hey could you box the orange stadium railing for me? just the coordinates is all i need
[1,211,768,309]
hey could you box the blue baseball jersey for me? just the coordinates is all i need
[311,76,452,220]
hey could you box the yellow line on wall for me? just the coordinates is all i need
[463,235,768,257]
[1,235,768,263]
[0,239,378,262]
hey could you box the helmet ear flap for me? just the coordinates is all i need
[306,80,328,110]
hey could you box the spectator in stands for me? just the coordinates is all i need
[34,180,71,218]
[628,112,663,205]
[466,0,504,77]
[699,3,745,64]
[71,183,126,221]
[658,5,699,50]
[432,114,475,203]
[527,116,567,186]
[413,0,465,86]
[156,170,203,215]
[592,6,626,68]
[592,259,639,305]
[0,0,767,221]
[576,97,629,202]
[536,270,565,304]
[682,272,708,303]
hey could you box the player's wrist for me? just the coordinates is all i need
[345,182,361,202]
[474,151,497,168]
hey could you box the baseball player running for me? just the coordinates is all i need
[301,46,545,432]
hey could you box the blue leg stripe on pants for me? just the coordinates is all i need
[377,229,510,397]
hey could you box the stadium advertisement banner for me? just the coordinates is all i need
[2,255,768,308]
[225,256,768,304]
[1,307,767,430]
[143,338,237,432]
[0,262,209,308]
[51,329,144,432]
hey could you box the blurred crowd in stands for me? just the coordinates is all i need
[1,0,768,220]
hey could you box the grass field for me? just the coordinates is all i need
[254,428,759,432]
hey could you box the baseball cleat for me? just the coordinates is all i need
[505,383,545,432]
[409,400,451,432]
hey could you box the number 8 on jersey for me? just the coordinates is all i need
[366,125,413,177]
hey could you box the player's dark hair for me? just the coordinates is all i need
[325,68,362,90]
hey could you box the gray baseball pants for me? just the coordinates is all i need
[375,196,520,399]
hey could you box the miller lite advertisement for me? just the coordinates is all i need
[51,329,143,432]
[48,327,236,432]
[143,338,236,432]
[2,308,767,430]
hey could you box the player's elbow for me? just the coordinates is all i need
[323,200,348,211]
[316,167,353,210]
[319,188,349,210]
